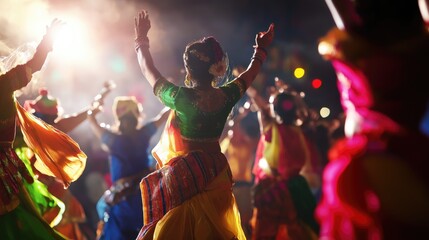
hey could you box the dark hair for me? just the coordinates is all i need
[272,92,297,125]
[118,113,138,133]
[183,36,225,86]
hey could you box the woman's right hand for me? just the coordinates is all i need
[41,18,65,51]
[134,10,151,40]
[255,23,275,49]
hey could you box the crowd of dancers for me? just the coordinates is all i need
[1,0,429,239]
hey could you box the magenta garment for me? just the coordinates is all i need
[316,28,429,239]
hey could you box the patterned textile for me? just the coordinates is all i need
[139,151,229,236]
[251,121,318,239]
[0,144,33,213]
[251,175,319,239]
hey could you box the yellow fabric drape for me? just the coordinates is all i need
[15,99,86,188]
[148,168,246,240]
[151,110,185,167]
[261,124,281,175]
[220,136,231,154]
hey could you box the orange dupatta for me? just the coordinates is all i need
[15,99,86,188]
[151,110,186,167]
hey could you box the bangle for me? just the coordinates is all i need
[253,47,267,60]
[251,56,263,65]
[254,46,268,55]
[252,49,267,64]
[135,36,150,52]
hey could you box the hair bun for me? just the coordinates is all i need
[202,36,216,43]
[202,37,224,63]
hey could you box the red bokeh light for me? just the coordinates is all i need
[312,78,322,89]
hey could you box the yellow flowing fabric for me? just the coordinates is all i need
[15,99,86,188]
[261,124,281,176]
[151,110,185,167]
[141,110,246,239]
[149,168,245,240]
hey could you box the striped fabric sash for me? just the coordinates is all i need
[138,151,230,238]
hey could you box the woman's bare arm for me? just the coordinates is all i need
[237,24,274,89]
[134,10,163,88]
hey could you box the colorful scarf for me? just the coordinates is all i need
[15,99,86,188]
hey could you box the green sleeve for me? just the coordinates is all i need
[153,77,183,110]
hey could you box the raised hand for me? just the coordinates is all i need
[91,81,116,115]
[134,10,151,40]
[41,18,66,51]
[27,18,65,74]
[94,80,116,103]
[255,23,275,49]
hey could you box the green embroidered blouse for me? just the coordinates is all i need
[153,77,246,141]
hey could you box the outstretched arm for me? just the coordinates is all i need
[237,24,275,89]
[3,19,64,92]
[55,81,113,133]
[134,10,163,88]
[27,19,65,76]
[55,107,94,133]
[86,105,105,140]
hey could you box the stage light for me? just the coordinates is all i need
[50,17,95,66]
[320,107,330,118]
[312,78,322,89]
[294,67,305,79]
[318,41,333,56]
